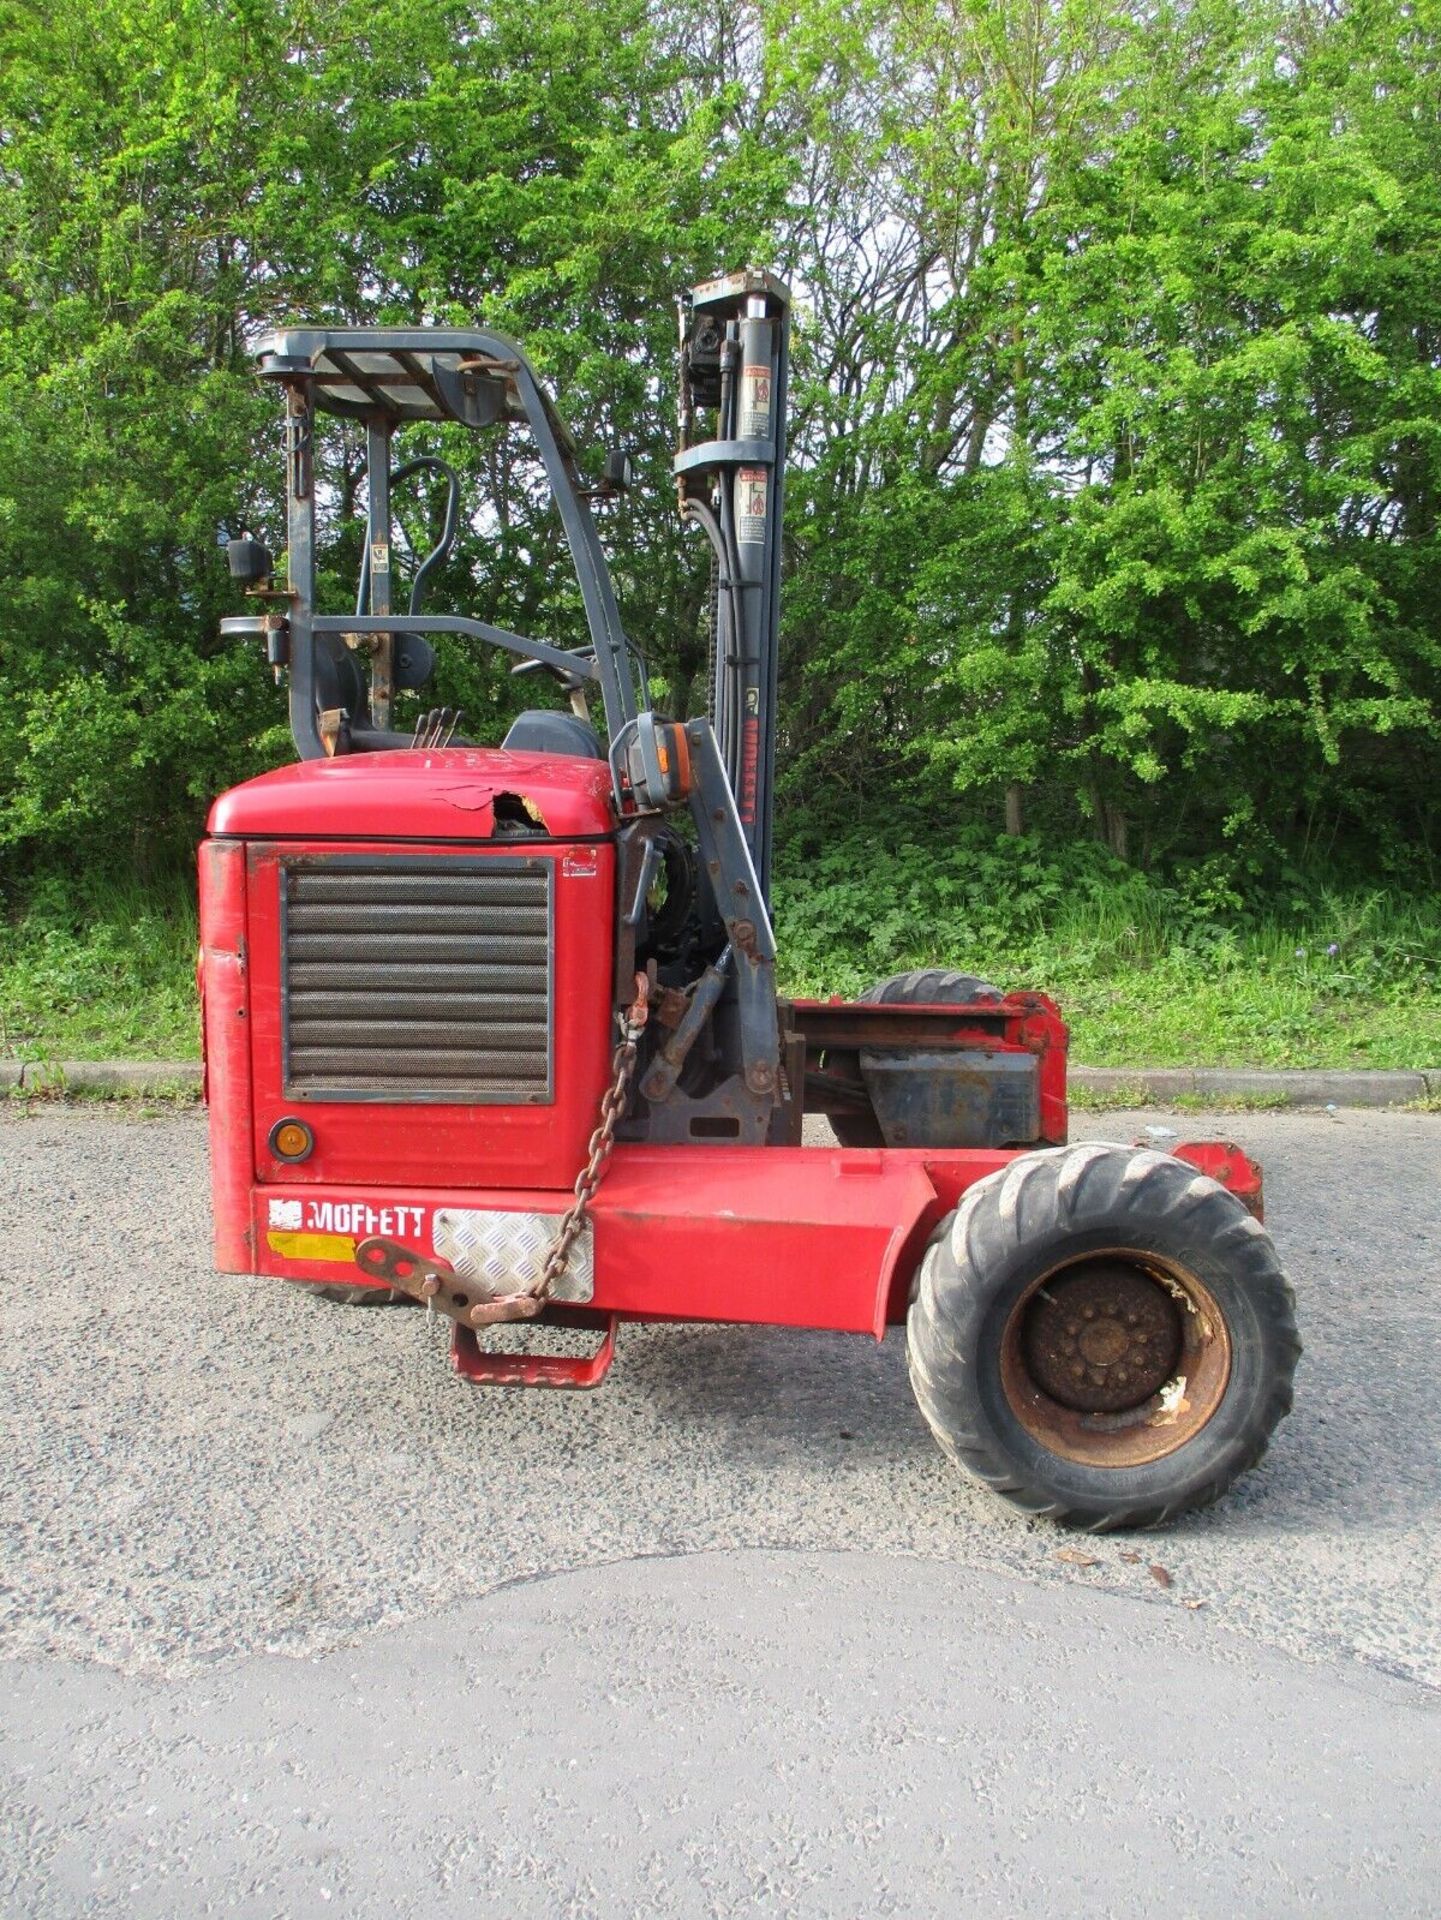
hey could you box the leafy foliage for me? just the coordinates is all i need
[0,0,1438,897]
[0,0,792,866]
[773,0,1441,870]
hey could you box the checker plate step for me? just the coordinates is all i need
[432,1207,594,1303]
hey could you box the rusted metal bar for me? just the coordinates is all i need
[354,1236,543,1326]
[640,963,727,1103]
[788,1001,1013,1050]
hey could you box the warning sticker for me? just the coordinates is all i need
[736,467,768,545]
[740,363,772,438]
[370,541,390,573]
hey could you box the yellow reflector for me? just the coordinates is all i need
[267,1231,355,1264]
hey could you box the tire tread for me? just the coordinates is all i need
[908,1142,1299,1530]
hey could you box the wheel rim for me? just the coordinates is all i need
[998,1249,1232,1468]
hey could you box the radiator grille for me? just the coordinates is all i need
[281,858,553,1103]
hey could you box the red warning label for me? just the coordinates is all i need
[736,467,768,545]
[740,716,760,825]
[740,363,772,438]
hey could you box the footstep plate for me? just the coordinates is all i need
[432,1208,594,1304]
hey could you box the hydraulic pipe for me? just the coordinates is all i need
[674,271,790,904]
[638,961,730,1104]
[365,418,394,729]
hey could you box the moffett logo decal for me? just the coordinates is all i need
[267,1197,426,1237]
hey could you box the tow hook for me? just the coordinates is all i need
[353,1236,544,1326]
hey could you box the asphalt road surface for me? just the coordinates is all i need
[2,1105,1438,1916]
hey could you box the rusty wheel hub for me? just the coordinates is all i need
[1021,1264,1182,1413]
[999,1250,1233,1469]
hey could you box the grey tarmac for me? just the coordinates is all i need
[1,1105,1438,1915]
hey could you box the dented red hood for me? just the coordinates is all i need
[206,747,617,841]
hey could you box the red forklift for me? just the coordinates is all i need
[200,268,1298,1529]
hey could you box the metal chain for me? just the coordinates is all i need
[539,972,650,1294]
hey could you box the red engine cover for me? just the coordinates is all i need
[201,749,618,1226]
[207,744,616,842]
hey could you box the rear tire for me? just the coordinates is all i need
[831,968,1003,1147]
[907,1143,1299,1529]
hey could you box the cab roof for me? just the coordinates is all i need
[253,326,530,429]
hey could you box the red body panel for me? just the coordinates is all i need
[1173,1139,1264,1221]
[207,747,616,843]
[199,838,256,1274]
[234,1135,1261,1339]
[199,751,622,1272]
[198,757,1259,1357]
[242,1145,1004,1335]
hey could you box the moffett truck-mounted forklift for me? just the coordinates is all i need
[201,268,1299,1529]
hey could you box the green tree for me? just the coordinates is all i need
[0,0,794,868]
[0,0,1436,889]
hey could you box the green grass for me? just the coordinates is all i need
[1069,1087,1300,1114]
[771,830,1441,1071]
[781,942,1441,1072]
[988,940,1441,1070]
[3,845,1439,1070]
[4,1076,200,1108]
[0,871,200,1061]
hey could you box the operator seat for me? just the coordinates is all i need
[501,710,604,759]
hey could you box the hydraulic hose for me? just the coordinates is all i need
[680,495,743,742]
[355,456,461,617]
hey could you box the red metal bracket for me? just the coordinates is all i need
[450,1314,619,1389]
[1172,1141,1264,1221]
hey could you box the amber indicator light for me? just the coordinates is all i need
[269,1118,314,1162]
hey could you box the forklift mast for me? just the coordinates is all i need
[674,269,791,905]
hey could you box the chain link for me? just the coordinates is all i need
[539,972,650,1294]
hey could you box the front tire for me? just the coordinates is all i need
[907,1143,1299,1529]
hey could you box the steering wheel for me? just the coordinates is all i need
[510,650,595,693]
